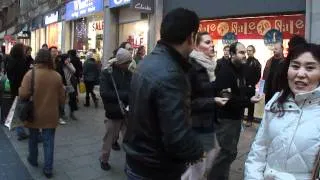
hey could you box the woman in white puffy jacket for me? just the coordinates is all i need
[245,43,320,180]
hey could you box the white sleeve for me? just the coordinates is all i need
[66,63,76,74]
[244,110,271,180]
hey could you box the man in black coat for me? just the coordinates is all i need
[210,42,262,180]
[215,45,230,74]
[123,8,204,180]
[244,45,261,126]
[99,48,132,171]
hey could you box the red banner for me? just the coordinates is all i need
[199,14,305,39]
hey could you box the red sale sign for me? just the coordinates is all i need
[199,14,305,39]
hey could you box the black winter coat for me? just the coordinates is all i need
[70,56,83,83]
[100,65,131,119]
[123,41,203,180]
[188,58,216,131]
[215,60,250,120]
[244,57,261,87]
[83,58,100,82]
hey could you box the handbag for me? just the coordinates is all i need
[17,68,35,122]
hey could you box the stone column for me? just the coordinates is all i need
[308,0,320,43]
[102,7,118,66]
[147,0,163,53]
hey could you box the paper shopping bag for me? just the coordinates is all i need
[4,97,24,131]
[181,134,221,180]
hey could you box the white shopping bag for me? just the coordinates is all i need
[181,134,221,180]
[4,97,24,131]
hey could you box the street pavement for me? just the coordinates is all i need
[1,92,259,180]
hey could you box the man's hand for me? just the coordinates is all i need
[250,95,263,103]
[214,97,229,107]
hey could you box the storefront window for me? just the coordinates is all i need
[119,20,149,55]
[46,23,62,48]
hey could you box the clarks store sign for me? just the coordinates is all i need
[130,0,153,13]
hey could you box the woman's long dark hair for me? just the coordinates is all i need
[271,43,320,116]
[10,43,25,60]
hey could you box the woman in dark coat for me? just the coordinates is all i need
[6,43,29,140]
[188,32,217,149]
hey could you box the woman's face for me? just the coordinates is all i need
[288,52,320,95]
[196,35,215,58]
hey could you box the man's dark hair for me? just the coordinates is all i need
[67,49,77,57]
[229,42,240,56]
[42,44,48,48]
[247,45,256,53]
[160,8,199,45]
[223,45,230,51]
[49,46,58,52]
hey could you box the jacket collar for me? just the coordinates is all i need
[294,86,320,106]
[157,40,191,72]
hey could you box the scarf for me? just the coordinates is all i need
[190,50,216,82]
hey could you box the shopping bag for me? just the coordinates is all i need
[79,82,86,94]
[4,97,24,131]
[181,134,221,180]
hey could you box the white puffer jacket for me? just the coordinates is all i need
[245,87,320,180]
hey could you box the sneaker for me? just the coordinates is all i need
[59,118,67,125]
[245,121,253,127]
[99,160,111,171]
[17,133,29,141]
[112,142,121,151]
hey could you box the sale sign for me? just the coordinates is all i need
[199,14,305,39]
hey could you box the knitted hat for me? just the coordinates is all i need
[115,48,132,65]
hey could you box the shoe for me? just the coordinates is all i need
[245,121,253,127]
[27,157,38,167]
[70,113,78,121]
[59,118,67,125]
[112,142,121,151]
[43,169,53,178]
[17,133,29,141]
[99,159,111,171]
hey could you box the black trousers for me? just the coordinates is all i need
[84,81,96,102]
[208,119,241,180]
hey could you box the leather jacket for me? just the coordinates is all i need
[123,41,204,179]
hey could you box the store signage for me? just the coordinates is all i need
[65,0,104,21]
[45,11,59,25]
[130,0,153,13]
[109,0,131,8]
[264,29,283,46]
[199,14,305,39]
[222,32,237,45]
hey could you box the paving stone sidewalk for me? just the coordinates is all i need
[2,93,258,180]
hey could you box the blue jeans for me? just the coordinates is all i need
[16,127,27,137]
[125,165,151,180]
[28,128,55,172]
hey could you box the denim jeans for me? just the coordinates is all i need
[28,128,55,172]
[125,165,150,180]
[16,127,27,137]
